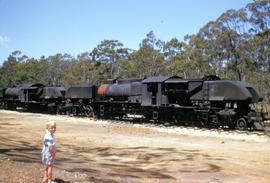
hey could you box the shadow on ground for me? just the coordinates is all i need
[0,137,222,182]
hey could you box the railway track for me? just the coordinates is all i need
[1,109,270,142]
[107,117,270,142]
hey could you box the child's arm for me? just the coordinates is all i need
[49,145,55,161]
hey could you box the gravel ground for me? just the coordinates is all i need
[0,110,270,183]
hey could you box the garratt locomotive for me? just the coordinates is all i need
[0,75,268,130]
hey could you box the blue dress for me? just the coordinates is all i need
[41,129,56,165]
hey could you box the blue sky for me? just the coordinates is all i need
[0,0,252,65]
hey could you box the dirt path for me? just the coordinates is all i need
[0,110,270,183]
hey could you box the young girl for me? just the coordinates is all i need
[41,121,57,183]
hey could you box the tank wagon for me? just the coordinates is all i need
[0,75,268,130]
[96,78,143,119]
[59,85,97,116]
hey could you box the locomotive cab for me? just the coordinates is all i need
[141,76,203,107]
[20,84,44,102]
[141,76,184,107]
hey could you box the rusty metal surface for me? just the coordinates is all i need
[97,82,142,98]
[97,84,109,96]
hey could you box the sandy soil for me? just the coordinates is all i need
[0,110,270,183]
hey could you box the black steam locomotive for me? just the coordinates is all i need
[0,75,268,130]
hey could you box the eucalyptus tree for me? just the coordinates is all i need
[1,50,28,86]
[195,21,227,77]
[245,0,270,98]
[215,8,250,81]
[246,0,270,72]
[183,33,215,78]
[163,38,186,76]
[16,58,43,84]
[46,53,73,85]
[90,40,130,79]
[126,31,167,78]
[63,52,108,85]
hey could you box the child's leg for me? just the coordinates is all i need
[47,165,53,183]
[42,166,48,183]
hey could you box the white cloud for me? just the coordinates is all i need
[0,35,10,47]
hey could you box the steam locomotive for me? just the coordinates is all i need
[0,75,268,130]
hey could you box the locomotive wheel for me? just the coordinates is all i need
[116,114,124,120]
[236,118,247,130]
[84,105,94,117]
[56,105,63,115]
[72,107,77,116]
[66,107,71,116]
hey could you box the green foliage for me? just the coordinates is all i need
[90,40,130,79]
[0,0,269,99]
[1,51,27,86]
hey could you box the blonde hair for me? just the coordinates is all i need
[46,120,56,129]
